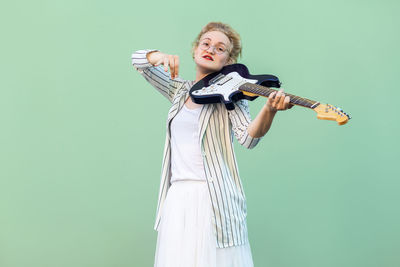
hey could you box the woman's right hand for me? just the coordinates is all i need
[147,51,180,80]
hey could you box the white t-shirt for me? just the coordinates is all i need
[170,104,206,183]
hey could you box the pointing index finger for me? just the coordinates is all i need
[163,56,169,72]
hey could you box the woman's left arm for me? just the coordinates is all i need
[247,89,293,138]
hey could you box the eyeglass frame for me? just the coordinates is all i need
[197,38,231,55]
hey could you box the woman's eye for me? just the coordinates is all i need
[218,47,224,52]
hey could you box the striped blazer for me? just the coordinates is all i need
[131,49,263,248]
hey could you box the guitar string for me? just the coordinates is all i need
[242,83,317,108]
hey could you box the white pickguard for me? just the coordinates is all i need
[191,72,258,102]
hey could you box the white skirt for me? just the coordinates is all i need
[154,179,254,267]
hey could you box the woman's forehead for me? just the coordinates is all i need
[200,31,230,45]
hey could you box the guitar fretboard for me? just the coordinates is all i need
[240,83,320,109]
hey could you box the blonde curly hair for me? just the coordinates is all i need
[191,22,242,65]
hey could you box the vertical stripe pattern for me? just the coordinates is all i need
[132,49,262,248]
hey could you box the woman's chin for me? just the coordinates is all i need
[196,62,221,73]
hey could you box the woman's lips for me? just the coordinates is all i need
[202,55,214,61]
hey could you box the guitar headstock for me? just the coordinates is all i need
[313,104,351,125]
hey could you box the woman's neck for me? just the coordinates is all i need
[194,66,214,82]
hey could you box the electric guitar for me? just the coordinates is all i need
[189,63,351,125]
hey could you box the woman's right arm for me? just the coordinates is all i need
[131,49,184,103]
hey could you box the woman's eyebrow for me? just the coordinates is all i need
[200,38,227,46]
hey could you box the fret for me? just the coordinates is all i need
[239,83,318,109]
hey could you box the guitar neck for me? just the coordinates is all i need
[239,83,320,109]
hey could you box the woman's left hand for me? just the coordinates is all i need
[265,89,294,112]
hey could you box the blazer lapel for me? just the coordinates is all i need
[166,81,194,129]
[167,95,184,125]
[166,80,215,142]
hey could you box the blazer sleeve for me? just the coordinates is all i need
[228,99,262,149]
[131,49,185,103]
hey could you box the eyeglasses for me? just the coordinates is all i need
[198,41,229,55]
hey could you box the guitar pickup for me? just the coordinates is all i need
[209,73,225,84]
[217,76,233,86]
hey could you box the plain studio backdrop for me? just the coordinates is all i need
[0,0,399,266]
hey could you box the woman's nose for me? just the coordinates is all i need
[206,46,216,54]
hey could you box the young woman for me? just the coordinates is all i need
[131,22,291,267]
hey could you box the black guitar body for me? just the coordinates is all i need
[189,63,281,110]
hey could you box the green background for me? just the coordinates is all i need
[1,0,399,266]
